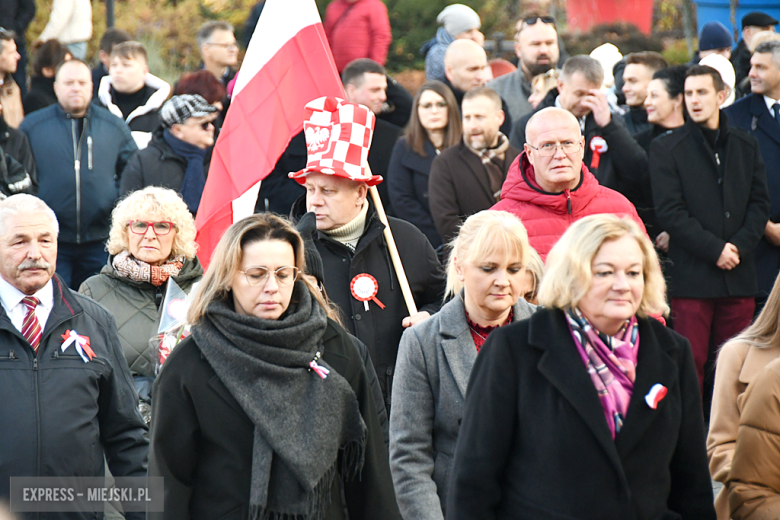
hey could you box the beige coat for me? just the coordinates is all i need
[708,340,780,520]
[728,356,780,519]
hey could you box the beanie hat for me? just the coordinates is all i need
[699,54,736,107]
[160,94,218,128]
[699,21,733,51]
[437,4,481,37]
[295,211,325,287]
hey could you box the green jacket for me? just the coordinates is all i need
[79,255,204,377]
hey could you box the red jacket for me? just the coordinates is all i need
[492,153,645,260]
[324,0,392,73]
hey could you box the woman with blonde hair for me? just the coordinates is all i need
[79,186,203,420]
[708,271,780,520]
[389,210,536,520]
[148,212,399,520]
[447,214,715,520]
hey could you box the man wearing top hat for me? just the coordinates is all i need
[290,96,445,411]
[732,12,779,86]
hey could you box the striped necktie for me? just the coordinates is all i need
[21,296,42,353]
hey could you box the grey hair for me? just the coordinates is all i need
[561,55,604,87]
[196,21,234,49]
[755,40,780,68]
[0,194,59,237]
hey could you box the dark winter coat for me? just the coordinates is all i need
[0,275,149,520]
[120,126,189,196]
[22,75,57,115]
[370,118,402,217]
[0,114,35,181]
[291,197,446,409]
[447,308,717,520]
[97,74,170,149]
[79,255,204,378]
[19,103,138,244]
[650,114,771,298]
[148,319,401,520]
[509,98,649,214]
[725,93,780,298]
[0,0,35,36]
[254,130,306,215]
[622,105,652,136]
[428,139,521,244]
[387,136,441,248]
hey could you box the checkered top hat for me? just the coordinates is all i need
[289,97,382,186]
[160,94,218,128]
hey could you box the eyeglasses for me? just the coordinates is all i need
[128,221,175,235]
[206,41,238,49]
[419,101,447,110]
[240,266,300,287]
[528,140,582,156]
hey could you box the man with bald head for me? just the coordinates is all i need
[493,107,644,258]
[20,59,137,289]
[443,39,513,136]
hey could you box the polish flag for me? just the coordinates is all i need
[195,0,344,267]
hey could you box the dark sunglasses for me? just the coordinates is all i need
[524,15,556,26]
[199,121,214,130]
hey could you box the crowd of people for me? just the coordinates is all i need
[4,1,780,519]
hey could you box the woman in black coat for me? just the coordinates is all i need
[447,214,716,520]
[148,213,400,520]
[387,81,461,249]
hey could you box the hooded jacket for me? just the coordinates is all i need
[98,73,171,149]
[20,102,138,244]
[492,152,645,259]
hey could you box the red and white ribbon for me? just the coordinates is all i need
[309,360,330,379]
[351,273,386,311]
[589,136,608,170]
[60,329,95,363]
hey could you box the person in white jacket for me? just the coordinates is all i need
[36,0,92,60]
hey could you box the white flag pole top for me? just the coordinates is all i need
[234,0,323,99]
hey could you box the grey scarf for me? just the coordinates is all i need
[192,282,367,520]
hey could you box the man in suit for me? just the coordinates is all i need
[429,87,521,244]
[651,65,770,392]
[342,58,401,216]
[726,40,780,309]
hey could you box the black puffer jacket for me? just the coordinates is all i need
[120,126,189,196]
[79,255,204,377]
[0,275,148,520]
[0,114,36,181]
[291,197,446,409]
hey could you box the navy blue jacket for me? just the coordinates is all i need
[387,137,442,248]
[725,94,780,297]
[0,275,148,520]
[20,103,137,244]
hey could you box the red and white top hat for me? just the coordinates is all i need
[289,97,383,186]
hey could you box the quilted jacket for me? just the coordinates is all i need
[492,152,645,259]
[79,255,203,377]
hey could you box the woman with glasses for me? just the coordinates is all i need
[120,94,218,215]
[387,81,461,249]
[148,212,400,520]
[79,186,203,423]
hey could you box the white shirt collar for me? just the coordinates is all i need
[764,95,779,115]
[0,275,54,316]
[554,96,586,132]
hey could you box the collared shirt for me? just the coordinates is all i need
[764,95,780,118]
[0,276,54,334]
[555,96,586,132]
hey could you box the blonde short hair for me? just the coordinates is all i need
[187,213,336,324]
[445,210,530,299]
[537,214,668,317]
[107,187,197,259]
[523,246,545,301]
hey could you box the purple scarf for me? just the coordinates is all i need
[566,308,639,439]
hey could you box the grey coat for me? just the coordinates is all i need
[389,293,535,520]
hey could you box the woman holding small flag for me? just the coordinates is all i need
[148,212,399,520]
[447,214,716,520]
[79,186,203,423]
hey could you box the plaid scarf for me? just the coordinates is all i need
[566,308,639,439]
[112,250,185,286]
[463,132,511,202]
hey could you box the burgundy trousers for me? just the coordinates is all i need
[671,297,755,393]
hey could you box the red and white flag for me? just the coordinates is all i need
[195,0,344,267]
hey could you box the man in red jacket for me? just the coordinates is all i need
[325,0,392,73]
[492,107,644,259]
